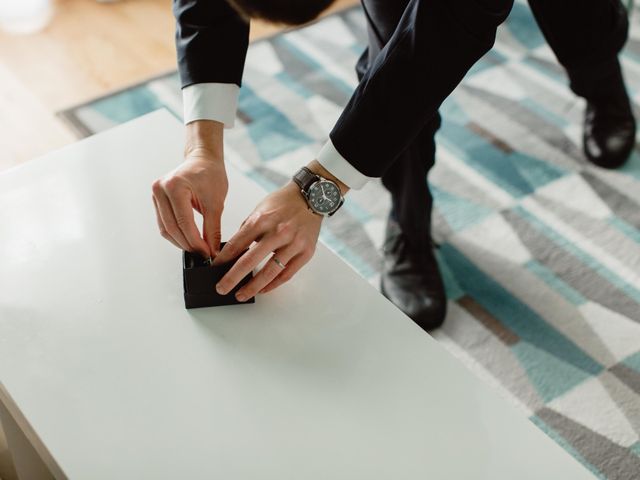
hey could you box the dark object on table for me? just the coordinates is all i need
[183,242,255,309]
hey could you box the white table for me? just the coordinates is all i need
[0,110,594,479]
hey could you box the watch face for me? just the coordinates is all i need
[308,180,341,214]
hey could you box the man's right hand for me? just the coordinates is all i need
[152,120,227,259]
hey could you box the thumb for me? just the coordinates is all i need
[203,207,222,258]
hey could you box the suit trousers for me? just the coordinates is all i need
[360,0,630,249]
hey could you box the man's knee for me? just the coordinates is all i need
[476,0,514,14]
[447,0,513,47]
[475,0,514,24]
[451,0,513,29]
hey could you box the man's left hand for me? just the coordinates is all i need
[212,181,323,301]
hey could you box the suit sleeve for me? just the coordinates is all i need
[173,0,250,88]
[327,0,512,178]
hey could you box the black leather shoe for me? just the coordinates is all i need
[583,83,636,169]
[380,217,446,331]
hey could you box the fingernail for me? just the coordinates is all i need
[236,293,246,302]
[216,284,226,294]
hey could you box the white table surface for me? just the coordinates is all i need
[0,110,594,479]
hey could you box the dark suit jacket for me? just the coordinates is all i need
[173,0,509,178]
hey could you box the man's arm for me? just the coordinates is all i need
[152,0,251,260]
[155,0,512,301]
[174,0,249,88]
[318,0,512,179]
[173,0,250,127]
[212,0,513,299]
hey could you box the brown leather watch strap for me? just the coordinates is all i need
[293,166,319,192]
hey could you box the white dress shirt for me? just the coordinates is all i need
[183,83,372,190]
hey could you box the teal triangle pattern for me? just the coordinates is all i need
[435,248,465,301]
[618,150,640,181]
[505,1,547,50]
[93,86,169,124]
[431,185,495,232]
[513,342,592,402]
[525,260,587,307]
[466,49,509,77]
[439,243,604,383]
[510,151,567,189]
[440,120,535,198]
[623,351,640,373]
[239,85,314,161]
[439,96,470,125]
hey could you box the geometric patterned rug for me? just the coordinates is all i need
[59,2,640,478]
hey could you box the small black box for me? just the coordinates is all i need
[183,242,255,309]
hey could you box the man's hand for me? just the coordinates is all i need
[152,120,227,258]
[212,181,324,301]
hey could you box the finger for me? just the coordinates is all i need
[259,252,311,294]
[166,187,210,257]
[202,205,222,258]
[152,196,181,249]
[213,215,263,265]
[235,245,298,300]
[152,186,191,251]
[215,232,286,296]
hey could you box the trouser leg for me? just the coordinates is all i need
[356,0,511,248]
[527,0,630,99]
[381,117,441,248]
[358,0,439,249]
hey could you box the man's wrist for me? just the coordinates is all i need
[185,120,224,161]
[305,160,350,196]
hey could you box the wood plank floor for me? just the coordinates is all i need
[0,0,357,168]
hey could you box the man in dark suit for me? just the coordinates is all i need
[152,0,636,330]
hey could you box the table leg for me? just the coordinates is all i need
[0,423,17,480]
[0,401,55,480]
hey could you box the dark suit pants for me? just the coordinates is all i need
[358,0,629,248]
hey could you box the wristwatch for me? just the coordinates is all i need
[292,166,344,217]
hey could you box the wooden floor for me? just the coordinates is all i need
[0,0,357,170]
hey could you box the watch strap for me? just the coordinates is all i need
[293,166,319,192]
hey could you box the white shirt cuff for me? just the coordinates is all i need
[317,138,372,190]
[182,83,240,128]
